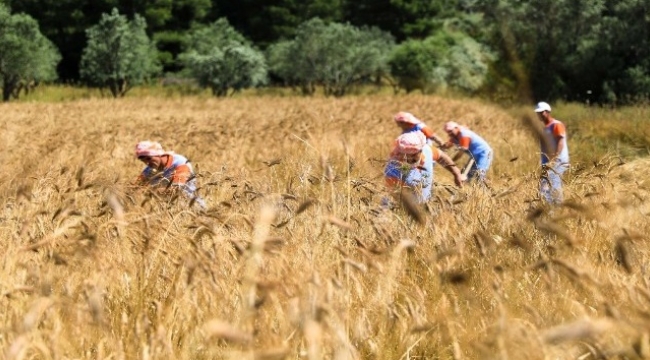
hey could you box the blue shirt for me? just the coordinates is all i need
[450,128,492,158]
[384,145,434,203]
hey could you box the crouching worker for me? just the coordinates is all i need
[442,121,493,184]
[134,141,206,209]
[384,132,463,204]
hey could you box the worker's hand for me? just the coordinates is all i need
[455,174,465,187]
[440,141,453,150]
[159,186,184,196]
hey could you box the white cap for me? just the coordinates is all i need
[534,102,551,113]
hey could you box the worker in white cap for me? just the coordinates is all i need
[535,101,569,204]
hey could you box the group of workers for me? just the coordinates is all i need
[384,101,569,205]
[133,101,568,210]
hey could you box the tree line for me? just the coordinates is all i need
[1,0,649,104]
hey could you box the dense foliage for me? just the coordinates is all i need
[79,9,161,97]
[389,29,493,94]
[0,4,60,101]
[2,0,650,103]
[474,0,650,103]
[267,18,394,96]
[179,18,267,96]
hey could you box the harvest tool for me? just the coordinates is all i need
[449,145,474,182]
[460,158,475,182]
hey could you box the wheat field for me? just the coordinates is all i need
[1,94,649,359]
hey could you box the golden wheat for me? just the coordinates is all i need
[0,94,649,359]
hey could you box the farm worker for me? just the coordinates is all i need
[394,111,446,147]
[384,132,464,203]
[442,121,493,183]
[134,141,206,209]
[535,101,570,204]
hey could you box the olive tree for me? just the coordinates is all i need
[179,18,267,97]
[389,30,494,94]
[266,18,395,96]
[79,8,161,97]
[0,4,60,101]
[388,39,439,94]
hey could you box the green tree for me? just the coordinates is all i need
[7,0,118,80]
[266,40,298,87]
[212,0,344,46]
[473,0,650,103]
[343,0,462,40]
[388,40,438,93]
[7,0,211,79]
[0,4,60,101]
[119,0,212,72]
[79,8,161,97]
[266,18,394,96]
[445,34,495,93]
[389,30,493,94]
[178,18,267,97]
[584,0,650,103]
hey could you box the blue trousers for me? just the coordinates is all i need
[540,161,568,204]
[468,151,492,182]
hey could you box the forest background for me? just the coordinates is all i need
[1,0,650,104]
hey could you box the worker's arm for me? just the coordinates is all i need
[133,168,152,186]
[451,135,471,162]
[552,122,567,161]
[434,149,464,187]
[421,126,446,147]
[556,137,565,159]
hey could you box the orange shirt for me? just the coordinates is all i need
[137,154,193,185]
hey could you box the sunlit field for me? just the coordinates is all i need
[1,94,650,359]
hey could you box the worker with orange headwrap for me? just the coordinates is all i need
[393,111,446,147]
[385,132,463,203]
[134,141,206,209]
